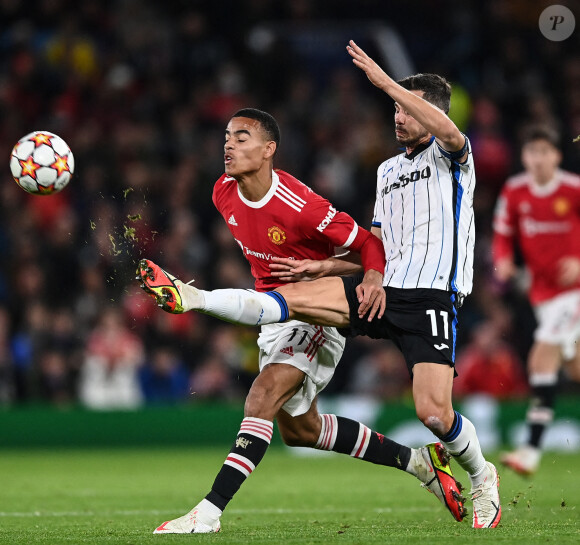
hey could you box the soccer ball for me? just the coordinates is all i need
[10,131,74,195]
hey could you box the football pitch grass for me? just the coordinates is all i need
[1,447,578,544]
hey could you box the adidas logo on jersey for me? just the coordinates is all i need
[228,215,238,226]
[280,346,294,356]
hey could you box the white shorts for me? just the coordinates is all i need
[257,320,346,417]
[534,289,580,360]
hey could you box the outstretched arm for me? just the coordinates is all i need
[347,40,465,157]
[270,252,361,282]
[492,193,517,283]
[270,227,383,282]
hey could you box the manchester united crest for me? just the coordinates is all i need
[268,226,286,245]
[553,197,570,216]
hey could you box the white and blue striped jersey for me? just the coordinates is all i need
[372,136,475,297]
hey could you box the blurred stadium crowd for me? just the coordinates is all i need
[0,0,579,408]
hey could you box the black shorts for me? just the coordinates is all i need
[340,274,459,376]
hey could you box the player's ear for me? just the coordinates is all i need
[264,141,277,159]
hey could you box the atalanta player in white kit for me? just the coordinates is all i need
[140,107,467,533]
[493,125,580,475]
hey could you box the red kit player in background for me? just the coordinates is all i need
[493,124,580,475]
[141,108,466,533]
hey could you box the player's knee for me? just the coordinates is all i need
[244,385,276,420]
[415,405,452,436]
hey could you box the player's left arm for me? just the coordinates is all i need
[287,225,381,277]
[347,40,466,161]
[354,226,386,319]
[491,192,517,282]
[270,252,361,282]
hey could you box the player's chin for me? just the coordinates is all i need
[224,164,237,176]
[396,135,423,148]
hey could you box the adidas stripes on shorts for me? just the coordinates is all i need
[257,320,346,416]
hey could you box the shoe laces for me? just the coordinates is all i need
[470,476,494,510]
[471,496,495,525]
[471,485,484,501]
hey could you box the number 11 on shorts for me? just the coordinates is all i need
[426,309,449,339]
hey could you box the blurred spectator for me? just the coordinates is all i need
[78,307,145,409]
[139,346,190,405]
[348,340,411,400]
[468,97,513,191]
[10,302,53,401]
[454,320,528,400]
[36,349,73,406]
[453,314,529,451]
[190,326,258,400]
[190,355,236,401]
[0,306,15,404]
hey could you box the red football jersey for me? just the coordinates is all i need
[213,169,360,291]
[492,169,580,303]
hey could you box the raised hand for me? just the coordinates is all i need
[346,40,390,90]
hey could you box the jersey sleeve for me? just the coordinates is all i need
[300,197,360,249]
[212,176,223,213]
[372,162,386,228]
[212,174,235,217]
[437,133,469,158]
[492,189,515,263]
[211,183,219,210]
[299,195,385,273]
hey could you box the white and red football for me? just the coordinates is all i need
[10,131,74,195]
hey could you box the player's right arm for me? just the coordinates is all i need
[346,40,466,159]
[492,190,517,282]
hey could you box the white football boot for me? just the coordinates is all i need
[471,462,501,528]
[154,501,221,534]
